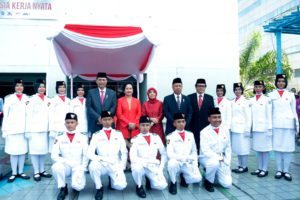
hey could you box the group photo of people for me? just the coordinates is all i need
[0,71,299,200]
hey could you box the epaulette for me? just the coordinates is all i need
[152,133,158,136]
[57,132,64,136]
[81,132,87,135]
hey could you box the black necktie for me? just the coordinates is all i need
[176,95,181,110]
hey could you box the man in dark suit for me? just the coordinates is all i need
[163,78,192,134]
[189,79,215,152]
[86,72,117,135]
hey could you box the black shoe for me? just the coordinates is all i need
[40,171,52,178]
[136,185,146,198]
[204,179,214,192]
[235,167,248,174]
[169,182,177,195]
[180,173,188,187]
[231,166,242,173]
[0,173,3,181]
[108,177,114,190]
[283,172,292,181]
[7,174,17,183]
[33,173,41,182]
[18,173,30,180]
[145,177,151,190]
[72,189,80,199]
[274,171,283,179]
[257,170,268,178]
[250,169,261,175]
[95,187,104,200]
[57,184,68,200]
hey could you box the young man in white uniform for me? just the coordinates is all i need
[88,111,127,200]
[199,108,232,192]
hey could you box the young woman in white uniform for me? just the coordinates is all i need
[48,81,71,152]
[249,81,272,178]
[2,79,30,183]
[70,83,88,137]
[25,79,52,181]
[269,74,299,181]
[215,84,231,130]
[230,83,251,174]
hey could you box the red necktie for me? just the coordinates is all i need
[104,129,111,140]
[100,90,104,104]
[235,96,240,102]
[38,94,45,101]
[256,94,261,101]
[214,128,219,134]
[198,94,203,109]
[144,135,151,145]
[278,90,284,97]
[217,97,223,105]
[16,94,22,101]
[78,97,84,104]
[59,95,65,102]
[66,132,75,142]
[179,131,185,141]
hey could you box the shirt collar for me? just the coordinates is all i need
[174,93,182,98]
[98,87,106,93]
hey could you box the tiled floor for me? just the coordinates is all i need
[1,137,300,199]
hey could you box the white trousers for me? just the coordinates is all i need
[131,163,167,190]
[51,162,85,190]
[200,157,232,188]
[89,161,127,190]
[167,159,202,184]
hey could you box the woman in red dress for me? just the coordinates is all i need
[142,87,165,143]
[116,83,141,140]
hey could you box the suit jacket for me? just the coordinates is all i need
[86,87,117,134]
[188,93,214,151]
[163,94,192,134]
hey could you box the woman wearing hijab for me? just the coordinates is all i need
[142,87,165,143]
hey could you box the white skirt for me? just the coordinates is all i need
[231,132,250,155]
[252,131,272,152]
[28,132,48,155]
[5,134,28,155]
[273,128,295,152]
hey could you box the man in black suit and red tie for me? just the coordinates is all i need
[163,78,192,134]
[188,79,215,153]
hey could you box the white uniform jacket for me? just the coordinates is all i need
[25,94,50,133]
[2,93,29,137]
[48,95,71,132]
[166,130,198,163]
[87,128,127,169]
[230,95,251,134]
[215,97,232,129]
[269,89,299,131]
[199,125,231,165]
[51,131,89,169]
[249,94,272,132]
[71,97,88,133]
[130,133,167,169]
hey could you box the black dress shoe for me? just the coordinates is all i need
[95,187,104,200]
[257,170,268,178]
[40,171,52,178]
[57,184,68,200]
[72,189,80,199]
[136,185,146,198]
[145,176,151,190]
[283,172,292,181]
[204,179,214,192]
[169,182,177,195]
[250,169,261,175]
[33,173,41,182]
[18,173,30,180]
[7,174,17,183]
[274,171,283,179]
[231,166,242,173]
[235,167,248,174]
[0,173,3,181]
[180,173,188,187]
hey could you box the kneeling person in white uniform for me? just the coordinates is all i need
[51,113,89,200]
[167,113,202,195]
[130,116,168,198]
[88,111,128,200]
[199,108,232,192]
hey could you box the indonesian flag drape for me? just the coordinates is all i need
[52,24,155,81]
